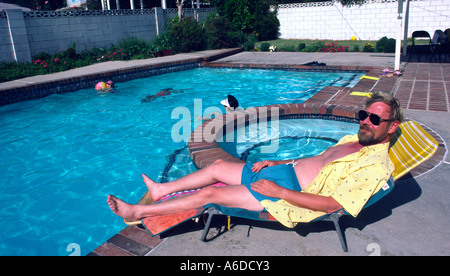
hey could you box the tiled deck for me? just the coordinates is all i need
[88,60,448,256]
[394,63,450,112]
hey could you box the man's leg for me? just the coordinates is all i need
[107,184,263,221]
[144,159,246,201]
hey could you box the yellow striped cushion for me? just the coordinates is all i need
[389,121,439,180]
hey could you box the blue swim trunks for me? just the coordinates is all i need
[241,163,302,202]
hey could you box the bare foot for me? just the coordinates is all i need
[107,195,143,221]
[142,174,164,202]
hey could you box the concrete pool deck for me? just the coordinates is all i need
[2,49,449,256]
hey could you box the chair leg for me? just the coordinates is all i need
[200,208,219,242]
[327,213,348,252]
[201,208,348,252]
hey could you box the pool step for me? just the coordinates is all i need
[88,225,164,256]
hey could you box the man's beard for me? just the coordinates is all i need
[357,124,387,146]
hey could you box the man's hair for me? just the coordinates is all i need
[365,92,403,122]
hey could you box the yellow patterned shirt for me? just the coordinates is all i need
[260,134,394,228]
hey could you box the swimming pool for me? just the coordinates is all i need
[219,119,359,163]
[0,67,363,255]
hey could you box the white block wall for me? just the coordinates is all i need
[277,0,450,41]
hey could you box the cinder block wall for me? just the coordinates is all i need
[0,8,215,63]
[24,11,158,55]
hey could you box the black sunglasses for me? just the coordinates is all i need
[358,110,395,126]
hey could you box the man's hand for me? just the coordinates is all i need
[251,179,285,198]
[251,160,279,173]
[251,179,343,214]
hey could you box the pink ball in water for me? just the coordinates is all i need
[95,82,106,90]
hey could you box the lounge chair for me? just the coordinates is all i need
[128,120,439,252]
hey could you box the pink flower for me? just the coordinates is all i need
[54,58,60,62]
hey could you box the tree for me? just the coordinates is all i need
[211,0,280,41]
[274,0,365,6]
[176,0,185,19]
[166,17,206,53]
[335,0,365,6]
[5,0,66,10]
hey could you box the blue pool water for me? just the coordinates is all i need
[0,68,362,255]
[222,119,359,163]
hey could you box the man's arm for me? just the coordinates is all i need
[251,179,343,214]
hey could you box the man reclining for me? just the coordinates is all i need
[107,92,403,227]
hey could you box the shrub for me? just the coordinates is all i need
[247,33,259,43]
[115,37,153,59]
[211,0,279,41]
[151,33,170,52]
[297,43,306,52]
[305,41,325,52]
[64,47,78,59]
[228,30,248,47]
[376,36,396,53]
[243,40,255,51]
[275,44,294,52]
[0,37,157,83]
[363,43,375,52]
[0,62,32,82]
[260,42,271,52]
[33,52,52,61]
[321,41,349,52]
[204,14,236,49]
[166,17,206,53]
[253,9,280,41]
